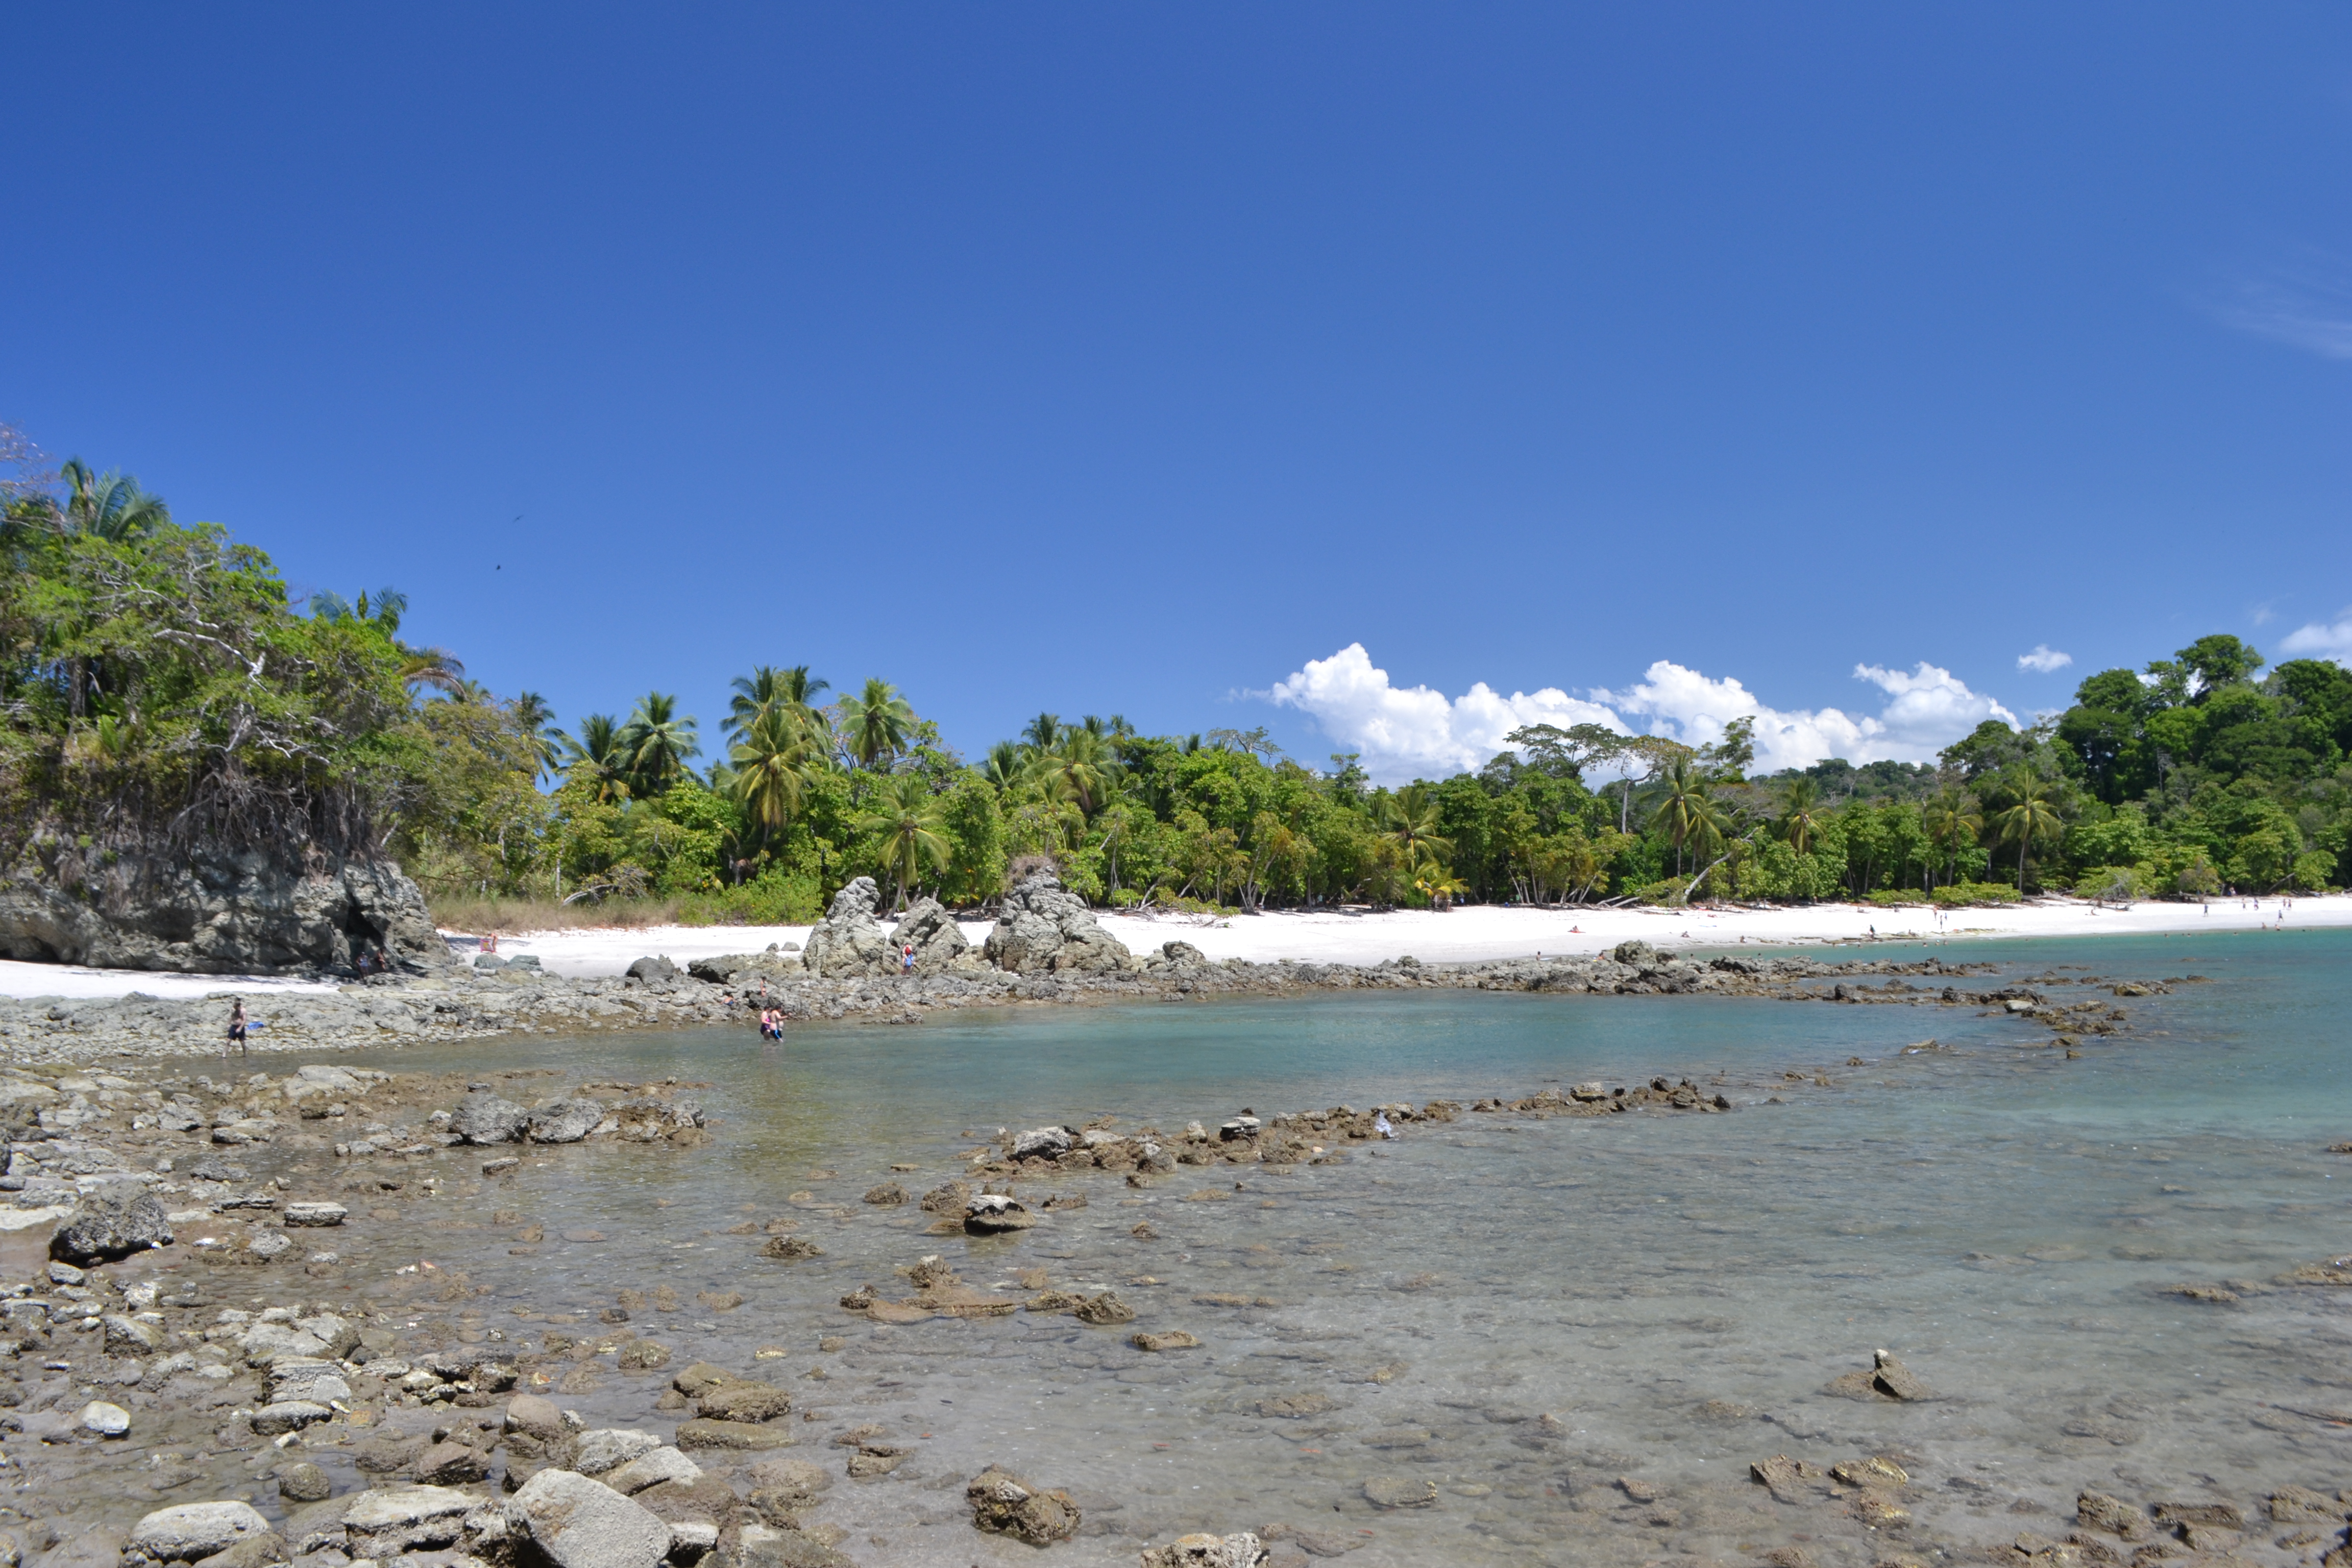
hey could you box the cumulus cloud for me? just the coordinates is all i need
[2017,645,2073,673]
[1263,645,2017,783]
[1260,644,1621,780]
[2280,612,2352,665]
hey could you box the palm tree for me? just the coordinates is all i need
[1922,787,1981,889]
[730,707,813,834]
[1988,774,2064,891]
[59,460,169,541]
[1097,803,1138,898]
[1020,713,1063,755]
[619,693,700,795]
[1037,727,1109,814]
[1648,756,1711,875]
[510,692,560,780]
[983,741,1024,792]
[1778,776,1825,854]
[860,772,950,909]
[557,714,633,803]
[838,678,915,769]
[727,665,829,744]
[1413,853,1468,911]
[1376,783,1454,867]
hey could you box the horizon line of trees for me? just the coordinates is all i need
[6,437,2346,922]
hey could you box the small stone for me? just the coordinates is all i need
[567,1428,660,1475]
[1870,1349,1932,1400]
[1363,1476,1436,1509]
[675,1418,795,1451]
[1073,1291,1136,1326]
[283,1202,347,1227]
[412,1440,489,1484]
[861,1183,906,1206]
[1131,1330,1203,1352]
[697,1381,792,1423]
[278,1462,333,1503]
[506,1392,566,1438]
[1141,1532,1269,1568]
[605,1446,702,1495]
[78,1399,130,1437]
[340,1483,476,1553]
[102,1313,164,1355]
[964,1193,1038,1234]
[966,1464,1082,1545]
[251,1401,332,1436]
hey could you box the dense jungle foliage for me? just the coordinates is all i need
[6,442,2345,920]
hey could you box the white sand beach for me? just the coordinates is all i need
[449,890,2349,978]
[4,893,2340,999]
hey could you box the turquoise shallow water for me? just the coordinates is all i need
[316,929,2352,1566]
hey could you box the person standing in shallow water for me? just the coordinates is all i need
[226,999,247,1055]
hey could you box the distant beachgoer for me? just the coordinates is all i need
[1374,1111,1394,1139]
[227,1000,248,1056]
[902,943,915,974]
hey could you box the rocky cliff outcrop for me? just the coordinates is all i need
[0,849,449,976]
[984,872,1136,974]
[891,897,975,975]
[799,878,891,977]
[800,880,978,978]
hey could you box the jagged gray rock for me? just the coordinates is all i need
[0,848,449,975]
[888,896,975,975]
[984,873,1135,974]
[799,878,891,977]
[527,1098,604,1144]
[451,1090,528,1144]
[51,1184,173,1263]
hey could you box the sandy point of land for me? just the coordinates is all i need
[2,892,2343,999]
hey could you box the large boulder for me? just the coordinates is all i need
[451,1091,528,1145]
[799,878,891,977]
[983,872,1134,975]
[505,1468,671,1568]
[52,1184,172,1264]
[888,897,974,975]
[0,845,450,975]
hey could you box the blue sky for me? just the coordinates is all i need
[6,5,2350,781]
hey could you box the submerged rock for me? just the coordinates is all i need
[1142,1533,1270,1568]
[966,1464,1081,1545]
[965,1193,1037,1234]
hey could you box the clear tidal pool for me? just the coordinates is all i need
[280,929,2352,1564]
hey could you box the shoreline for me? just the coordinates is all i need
[0,937,2181,1069]
[0,893,2338,1004]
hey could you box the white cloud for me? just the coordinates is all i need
[2016,645,2073,673]
[2280,612,2352,665]
[1260,644,1621,780]
[1264,645,2017,783]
